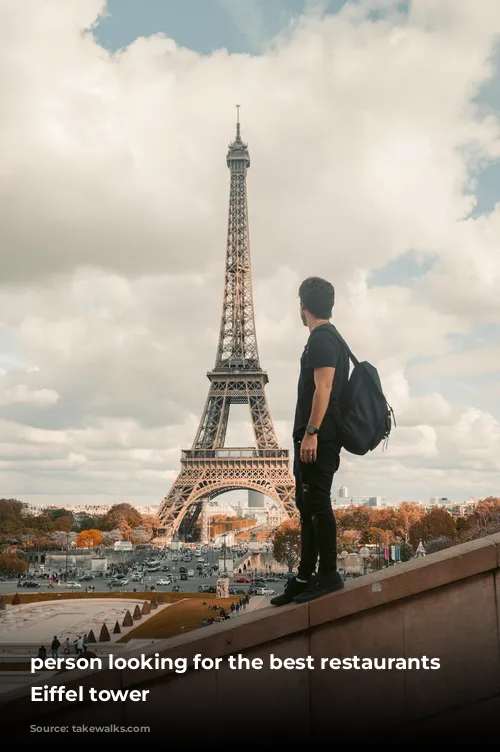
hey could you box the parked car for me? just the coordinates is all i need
[255,587,275,596]
[156,578,171,586]
[198,585,216,593]
[18,580,40,588]
[66,581,82,589]
[187,570,195,577]
[234,577,250,583]
[180,573,188,581]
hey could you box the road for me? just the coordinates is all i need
[0,548,287,599]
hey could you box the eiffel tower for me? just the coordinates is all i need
[158,110,296,541]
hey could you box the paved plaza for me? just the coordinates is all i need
[0,598,169,645]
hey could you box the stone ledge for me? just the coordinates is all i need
[1,533,499,726]
[309,535,499,628]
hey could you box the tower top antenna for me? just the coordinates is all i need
[236,104,240,138]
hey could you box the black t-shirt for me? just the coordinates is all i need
[293,323,349,441]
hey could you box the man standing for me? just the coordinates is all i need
[271,277,348,605]
[51,635,60,658]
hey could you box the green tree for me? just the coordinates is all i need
[76,514,107,532]
[398,541,414,562]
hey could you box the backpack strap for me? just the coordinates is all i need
[329,324,397,427]
[328,324,360,366]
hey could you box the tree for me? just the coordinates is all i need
[130,526,151,544]
[394,502,423,542]
[103,504,141,530]
[51,531,77,549]
[76,514,107,532]
[0,551,28,576]
[371,507,398,532]
[76,529,103,549]
[425,536,454,554]
[398,541,414,562]
[24,534,54,551]
[367,527,392,546]
[47,508,74,524]
[140,514,159,537]
[409,508,456,547]
[337,530,360,552]
[118,520,132,541]
[0,499,25,535]
[272,520,301,572]
[101,529,122,547]
[52,515,74,532]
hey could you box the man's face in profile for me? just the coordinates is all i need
[300,302,307,326]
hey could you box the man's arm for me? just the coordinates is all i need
[300,366,335,463]
[309,366,335,429]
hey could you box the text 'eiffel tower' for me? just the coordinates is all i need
[158,111,296,541]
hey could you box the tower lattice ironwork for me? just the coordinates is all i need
[158,111,296,540]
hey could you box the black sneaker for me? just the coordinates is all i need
[270,576,311,606]
[292,572,344,603]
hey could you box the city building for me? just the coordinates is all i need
[331,496,389,508]
[338,486,348,498]
[19,502,159,517]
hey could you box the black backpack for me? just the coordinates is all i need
[330,326,396,455]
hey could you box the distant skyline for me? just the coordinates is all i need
[0,0,499,506]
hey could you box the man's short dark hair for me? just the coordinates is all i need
[299,277,335,319]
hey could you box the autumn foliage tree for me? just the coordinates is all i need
[117,520,132,541]
[140,515,159,537]
[395,502,423,542]
[0,551,28,576]
[409,508,456,548]
[103,504,141,530]
[272,520,301,572]
[76,529,103,549]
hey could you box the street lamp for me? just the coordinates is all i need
[359,546,370,576]
[222,533,227,575]
[65,531,70,581]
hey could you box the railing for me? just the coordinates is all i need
[181,448,289,460]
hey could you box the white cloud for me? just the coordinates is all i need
[0,384,59,406]
[0,0,499,504]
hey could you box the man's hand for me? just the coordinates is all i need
[300,432,318,463]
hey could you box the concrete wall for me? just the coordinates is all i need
[3,533,500,741]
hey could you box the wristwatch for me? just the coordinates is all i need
[305,424,320,435]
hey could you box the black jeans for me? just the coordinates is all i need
[294,438,340,578]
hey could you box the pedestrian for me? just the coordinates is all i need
[271,277,347,606]
[75,635,84,655]
[63,638,71,655]
[51,635,60,658]
[83,634,89,649]
[38,645,47,660]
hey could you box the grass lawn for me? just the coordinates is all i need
[0,591,246,642]
[118,597,241,642]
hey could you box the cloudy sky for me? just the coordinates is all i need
[1,0,500,509]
